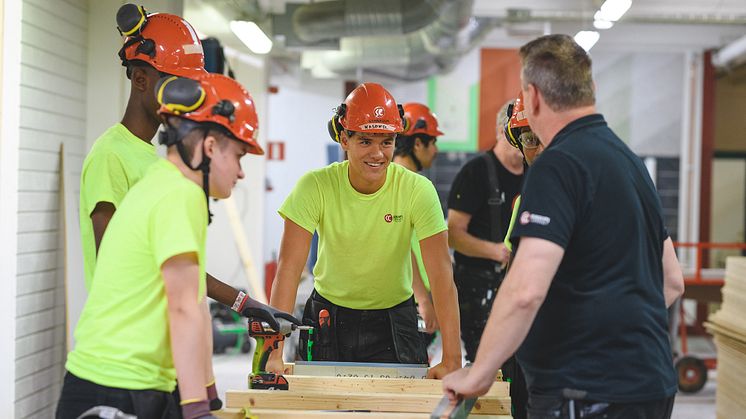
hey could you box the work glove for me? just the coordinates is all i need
[238,295,301,333]
[181,400,217,419]
[206,380,222,411]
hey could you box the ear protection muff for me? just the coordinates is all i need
[398,104,410,133]
[156,76,206,115]
[503,102,524,152]
[117,4,157,75]
[116,4,148,36]
[327,103,347,143]
[212,99,235,122]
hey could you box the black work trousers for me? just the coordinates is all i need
[454,262,528,419]
[527,393,675,419]
[56,372,181,419]
[298,289,427,364]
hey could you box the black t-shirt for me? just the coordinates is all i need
[448,151,524,269]
[510,114,676,403]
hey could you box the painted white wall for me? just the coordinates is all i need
[1,0,22,415]
[14,0,89,416]
[262,72,344,264]
[594,51,685,157]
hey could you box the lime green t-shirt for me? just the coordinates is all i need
[79,123,159,291]
[279,161,446,309]
[504,195,522,252]
[66,159,207,392]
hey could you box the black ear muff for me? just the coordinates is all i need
[156,76,205,115]
[136,38,156,58]
[327,103,346,142]
[212,100,235,122]
[117,4,148,36]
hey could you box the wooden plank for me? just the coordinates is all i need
[285,375,509,398]
[215,408,514,419]
[225,390,511,415]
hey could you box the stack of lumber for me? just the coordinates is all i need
[705,256,746,418]
[214,375,512,418]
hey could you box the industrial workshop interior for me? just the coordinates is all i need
[2,0,746,418]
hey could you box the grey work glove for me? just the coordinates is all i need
[238,295,301,333]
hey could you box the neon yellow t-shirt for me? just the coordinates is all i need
[279,161,446,309]
[504,195,522,252]
[79,123,159,291]
[66,160,207,392]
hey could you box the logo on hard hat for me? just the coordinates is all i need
[374,106,385,118]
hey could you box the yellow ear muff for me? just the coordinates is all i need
[117,4,147,37]
[157,76,206,115]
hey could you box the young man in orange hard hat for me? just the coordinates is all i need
[58,74,300,419]
[266,83,462,378]
[393,102,443,338]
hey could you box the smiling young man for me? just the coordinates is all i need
[58,74,298,419]
[266,83,462,378]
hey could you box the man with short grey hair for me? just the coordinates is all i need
[443,34,684,419]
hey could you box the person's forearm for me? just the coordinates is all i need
[169,301,209,402]
[430,268,461,362]
[450,229,500,261]
[206,272,243,309]
[411,252,429,304]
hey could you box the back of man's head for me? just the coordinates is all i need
[519,34,594,112]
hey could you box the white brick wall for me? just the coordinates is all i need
[16,0,88,417]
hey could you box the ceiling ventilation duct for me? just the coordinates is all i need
[299,0,496,81]
[290,0,453,43]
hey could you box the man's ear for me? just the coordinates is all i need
[130,66,150,93]
[525,83,541,116]
[203,134,218,159]
[339,131,350,151]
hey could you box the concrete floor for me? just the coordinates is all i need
[212,352,717,418]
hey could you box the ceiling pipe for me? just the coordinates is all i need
[303,0,496,81]
[291,0,458,43]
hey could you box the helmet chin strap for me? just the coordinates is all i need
[174,130,214,224]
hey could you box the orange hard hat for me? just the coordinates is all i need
[156,73,263,155]
[505,91,530,150]
[328,83,404,142]
[116,4,206,78]
[402,103,443,137]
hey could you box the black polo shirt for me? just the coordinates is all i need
[448,151,523,269]
[510,114,676,403]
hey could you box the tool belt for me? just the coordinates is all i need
[297,289,427,364]
[527,392,610,419]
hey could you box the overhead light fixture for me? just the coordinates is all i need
[230,20,272,54]
[574,31,600,52]
[595,0,632,22]
[593,19,614,30]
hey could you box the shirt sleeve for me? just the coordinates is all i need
[150,185,207,270]
[81,152,129,216]
[510,151,589,249]
[447,158,486,215]
[411,177,447,240]
[278,171,322,234]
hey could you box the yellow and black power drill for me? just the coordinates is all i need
[248,318,312,390]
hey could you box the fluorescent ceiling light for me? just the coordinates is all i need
[593,19,614,30]
[230,20,272,54]
[574,31,600,52]
[595,0,632,22]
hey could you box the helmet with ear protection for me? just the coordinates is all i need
[156,73,263,155]
[327,82,405,142]
[504,91,530,151]
[116,3,206,79]
[402,102,443,137]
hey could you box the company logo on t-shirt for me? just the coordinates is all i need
[384,213,403,223]
[520,211,550,226]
